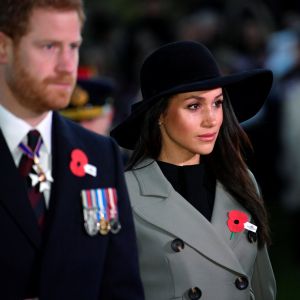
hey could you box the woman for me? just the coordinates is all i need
[111,41,276,300]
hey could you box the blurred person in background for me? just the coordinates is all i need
[269,29,300,266]
[115,0,176,126]
[61,71,131,164]
[61,73,116,136]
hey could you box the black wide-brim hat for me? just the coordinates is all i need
[111,40,273,150]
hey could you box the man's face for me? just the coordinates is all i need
[4,8,82,114]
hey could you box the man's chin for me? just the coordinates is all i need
[47,92,72,110]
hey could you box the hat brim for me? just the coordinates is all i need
[111,69,273,150]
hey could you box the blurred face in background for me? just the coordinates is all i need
[158,87,223,165]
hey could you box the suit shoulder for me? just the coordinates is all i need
[60,114,113,145]
[53,112,121,164]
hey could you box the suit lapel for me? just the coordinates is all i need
[0,129,41,248]
[131,159,246,275]
[43,112,81,242]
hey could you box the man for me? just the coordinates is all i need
[0,1,144,299]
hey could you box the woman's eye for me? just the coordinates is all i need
[187,104,199,110]
[214,99,224,107]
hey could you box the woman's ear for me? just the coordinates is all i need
[158,115,164,126]
[0,32,11,64]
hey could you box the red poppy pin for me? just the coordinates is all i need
[69,149,97,177]
[227,210,249,240]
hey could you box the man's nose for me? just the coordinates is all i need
[56,48,77,73]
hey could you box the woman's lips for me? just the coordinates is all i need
[197,133,216,141]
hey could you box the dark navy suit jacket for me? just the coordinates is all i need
[0,112,144,300]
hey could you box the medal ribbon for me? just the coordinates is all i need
[81,190,89,221]
[19,135,43,160]
[93,189,101,223]
[19,132,54,193]
[107,188,118,220]
[106,188,121,234]
[81,190,99,236]
[96,189,109,222]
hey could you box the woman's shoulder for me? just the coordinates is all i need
[124,169,136,183]
[125,158,156,182]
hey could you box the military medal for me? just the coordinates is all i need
[19,136,53,192]
[84,208,99,236]
[81,190,99,236]
[95,189,110,235]
[99,218,110,235]
[110,218,121,234]
[106,188,121,234]
[81,187,121,236]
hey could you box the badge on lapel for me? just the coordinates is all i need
[81,188,121,236]
[70,149,97,177]
[227,210,257,240]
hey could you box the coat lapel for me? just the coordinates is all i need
[0,129,41,248]
[211,182,251,248]
[130,159,246,275]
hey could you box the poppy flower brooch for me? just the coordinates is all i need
[227,210,257,240]
[69,149,97,177]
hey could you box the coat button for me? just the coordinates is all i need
[188,287,202,299]
[235,276,249,290]
[171,238,185,252]
[247,231,257,243]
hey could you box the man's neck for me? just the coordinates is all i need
[0,101,49,127]
[0,81,49,127]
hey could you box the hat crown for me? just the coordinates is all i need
[110,40,273,150]
[140,41,221,100]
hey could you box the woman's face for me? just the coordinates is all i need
[158,88,223,165]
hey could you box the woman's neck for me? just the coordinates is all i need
[158,152,200,166]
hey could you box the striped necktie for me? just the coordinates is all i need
[18,130,46,230]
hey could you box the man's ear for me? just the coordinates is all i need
[0,32,11,64]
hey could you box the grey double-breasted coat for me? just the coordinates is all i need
[125,159,276,300]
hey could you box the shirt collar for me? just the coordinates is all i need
[0,105,52,154]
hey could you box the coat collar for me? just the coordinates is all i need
[130,158,249,275]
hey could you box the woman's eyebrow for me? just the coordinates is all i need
[183,92,223,101]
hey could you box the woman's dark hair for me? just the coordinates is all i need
[127,89,270,248]
[126,97,169,170]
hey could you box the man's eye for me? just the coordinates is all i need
[70,43,81,50]
[44,44,54,50]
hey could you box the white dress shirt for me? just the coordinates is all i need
[0,105,53,207]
